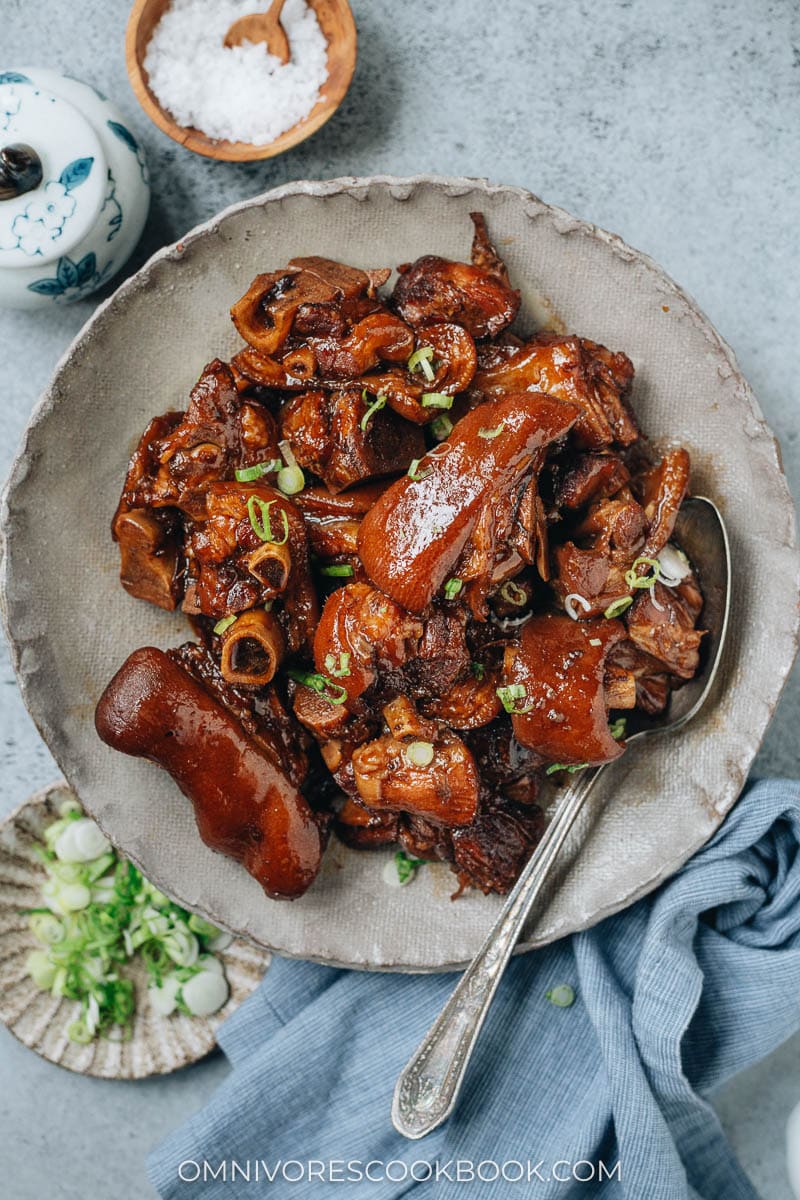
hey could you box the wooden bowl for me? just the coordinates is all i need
[125,0,357,161]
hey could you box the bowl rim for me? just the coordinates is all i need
[124,0,358,161]
[1,174,798,971]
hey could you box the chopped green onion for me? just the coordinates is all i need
[430,414,453,441]
[276,440,305,495]
[496,684,534,715]
[407,458,432,482]
[320,564,355,577]
[247,495,289,544]
[213,614,237,636]
[360,390,387,431]
[472,662,486,681]
[408,345,436,382]
[610,718,627,740]
[405,740,435,767]
[479,422,506,439]
[589,637,602,646]
[444,577,463,600]
[624,556,661,590]
[546,984,576,1007]
[324,652,351,678]
[287,669,348,706]
[500,580,527,607]
[421,392,453,410]
[25,801,231,1043]
[545,762,589,775]
[234,459,281,483]
[394,850,425,886]
[604,596,634,619]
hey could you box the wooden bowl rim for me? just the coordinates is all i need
[125,0,357,162]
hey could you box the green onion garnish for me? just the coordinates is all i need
[405,740,435,767]
[430,414,453,442]
[276,439,305,495]
[247,496,289,544]
[472,662,486,681]
[604,596,634,619]
[500,580,527,607]
[479,422,506,439]
[624,556,661,590]
[545,762,589,775]
[421,392,453,410]
[444,577,463,600]
[408,345,436,382]
[546,984,576,1007]
[360,390,387,431]
[407,458,433,482]
[24,802,231,1041]
[213,614,237,636]
[496,684,534,714]
[394,850,425,886]
[277,465,305,495]
[610,718,626,740]
[320,564,355,578]
[324,652,351,678]
[234,459,281,483]
[287,669,347,706]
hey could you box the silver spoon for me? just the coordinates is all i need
[392,496,731,1139]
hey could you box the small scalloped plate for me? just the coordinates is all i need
[0,781,269,1078]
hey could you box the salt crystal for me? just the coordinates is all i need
[143,0,329,145]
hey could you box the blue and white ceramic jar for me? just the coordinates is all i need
[0,68,150,309]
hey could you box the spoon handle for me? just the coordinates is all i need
[391,765,604,1139]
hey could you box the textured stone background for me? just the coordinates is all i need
[0,0,798,1195]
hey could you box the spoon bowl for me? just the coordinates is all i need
[393,496,731,1139]
[224,0,290,60]
[125,0,357,161]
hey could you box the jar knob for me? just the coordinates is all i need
[0,144,43,202]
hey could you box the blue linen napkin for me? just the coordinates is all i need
[148,779,800,1199]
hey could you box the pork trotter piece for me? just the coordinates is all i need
[95,647,325,900]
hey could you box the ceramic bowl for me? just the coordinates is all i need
[1,176,797,970]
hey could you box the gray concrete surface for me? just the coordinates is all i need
[0,0,798,1196]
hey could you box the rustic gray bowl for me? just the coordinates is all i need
[1,176,798,971]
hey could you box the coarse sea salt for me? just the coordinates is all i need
[144,0,328,145]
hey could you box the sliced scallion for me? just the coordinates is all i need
[324,652,351,678]
[604,596,634,619]
[360,390,387,431]
[610,718,626,740]
[407,458,432,482]
[444,577,463,600]
[408,345,436,382]
[545,762,589,775]
[213,614,237,636]
[478,422,506,439]
[405,740,435,768]
[320,564,354,578]
[287,669,348,706]
[624,556,661,590]
[546,984,576,1007]
[430,414,453,441]
[247,496,289,544]
[421,392,453,410]
[496,683,534,715]
[234,459,281,483]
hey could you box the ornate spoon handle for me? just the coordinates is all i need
[391,766,604,1139]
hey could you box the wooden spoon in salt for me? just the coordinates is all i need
[224,0,290,62]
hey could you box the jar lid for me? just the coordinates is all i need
[0,77,107,269]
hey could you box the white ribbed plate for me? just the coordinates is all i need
[0,781,269,1078]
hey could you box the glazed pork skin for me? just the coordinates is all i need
[95,647,325,900]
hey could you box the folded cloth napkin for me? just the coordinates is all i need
[149,779,800,1199]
